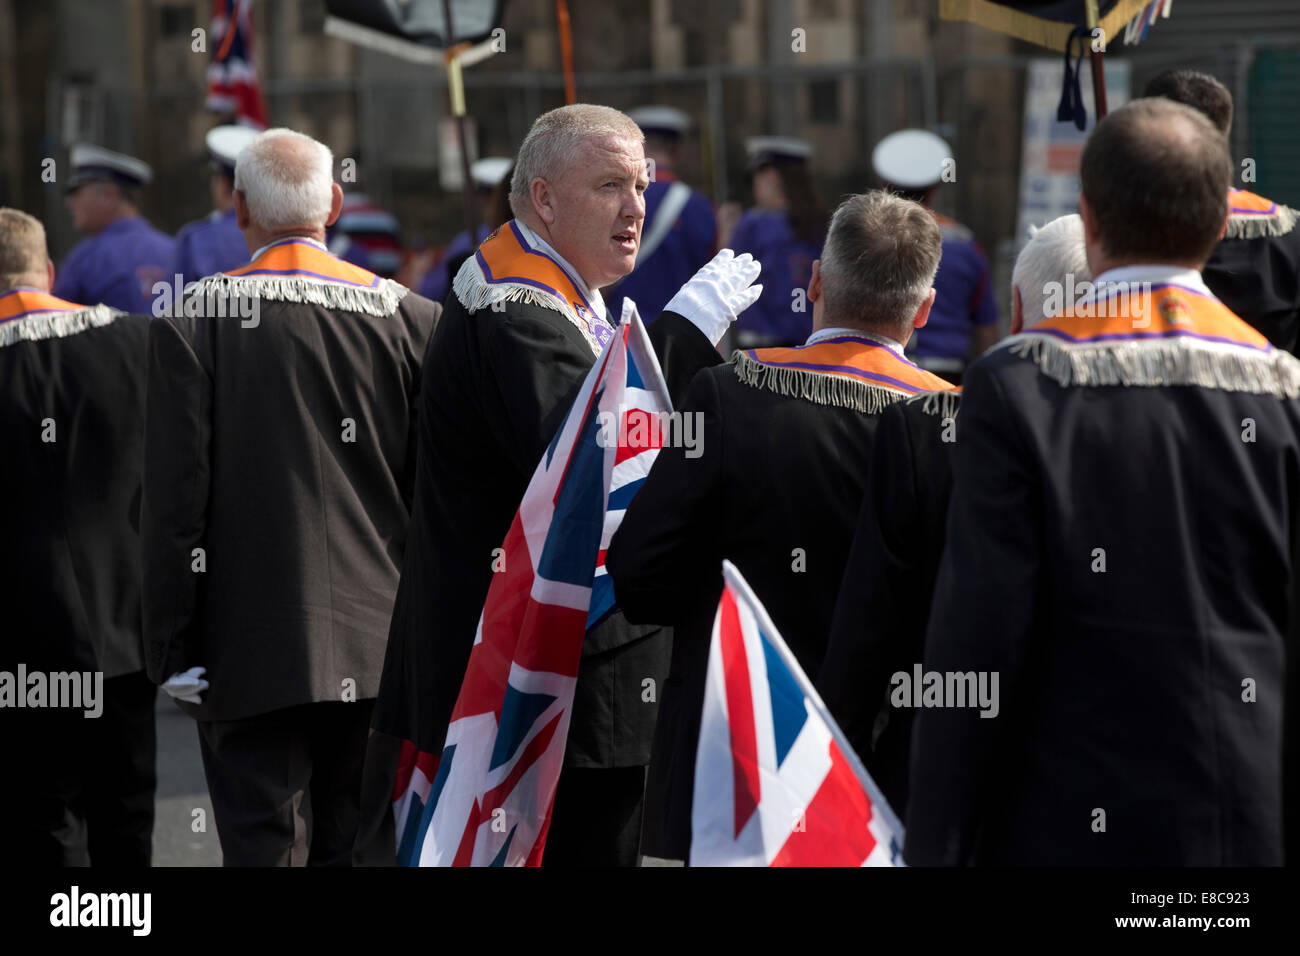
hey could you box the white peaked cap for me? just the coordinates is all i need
[206,125,261,169]
[628,106,691,137]
[872,129,953,190]
[67,143,153,189]
[470,156,513,189]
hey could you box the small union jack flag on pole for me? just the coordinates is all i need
[206,0,268,129]
[691,560,905,866]
[392,300,670,866]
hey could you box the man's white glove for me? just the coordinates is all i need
[162,666,209,705]
[664,248,763,347]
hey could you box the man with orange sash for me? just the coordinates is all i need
[606,190,956,864]
[368,105,759,867]
[817,213,1090,821]
[0,207,154,866]
[1143,69,1300,354]
[141,129,441,866]
[906,99,1300,866]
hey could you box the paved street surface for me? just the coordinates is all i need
[151,692,221,866]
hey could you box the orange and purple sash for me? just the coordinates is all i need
[1010,281,1300,397]
[225,238,385,288]
[458,221,613,355]
[190,237,406,318]
[734,334,957,413]
[1225,188,1297,240]
[0,288,118,348]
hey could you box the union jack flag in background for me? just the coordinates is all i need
[691,560,905,867]
[392,300,670,866]
[206,0,269,129]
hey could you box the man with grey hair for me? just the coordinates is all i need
[817,212,1089,822]
[607,190,957,863]
[370,103,760,866]
[0,206,154,866]
[142,128,441,866]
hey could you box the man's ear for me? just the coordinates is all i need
[325,183,344,228]
[808,259,822,303]
[530,178,556,227]
[912,288,936,330]
[1216,209,1229,241]
[234,190,250,230]
[1011,284,1024,335]
[46,259,56,292]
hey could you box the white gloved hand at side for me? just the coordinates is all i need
[663,248,763,347]
[162,666,209,705]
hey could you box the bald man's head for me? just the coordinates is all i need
[0,208,51,292]
[1080,98,1231,267]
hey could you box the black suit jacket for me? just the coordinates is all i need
[1204,225,1300,353]
[142,288,440,721]
[0,312,149,677]
[371,296,720,771]
[818,391,960,819]
[606,361,905,859]
[906,344,1300,866]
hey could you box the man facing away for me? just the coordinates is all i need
[142,128,441,866]
[607,190,957,864]
[0,207,154,866]
[1142,68,1300,355]
[906,99,1300,866]
[369,104,761,867]
[818,213,1089,819]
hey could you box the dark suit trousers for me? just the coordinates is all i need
[197,699,383,866]
[542,766,647,868]
[2,669,157,867]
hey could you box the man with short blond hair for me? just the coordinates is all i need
[0,206,154,866]
[371,103,761,866]
[142,128,441,866]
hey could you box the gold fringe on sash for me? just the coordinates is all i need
[1225,203,1298,240]
[1008,334,1300,399]
[186,272,408,319]
[732,349,918,414]
[0,303,121,348]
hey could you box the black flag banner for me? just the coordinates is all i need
[939,0,1150,49]
[323,0,507,56]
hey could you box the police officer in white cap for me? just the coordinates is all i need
[54,144,175,315]
[873,129,998,383]
[170,125,261,289]
[417,155,514,303]
[605,106,716,322]
[728,136,828,347]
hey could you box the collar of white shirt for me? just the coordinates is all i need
[1090,264,1215,299]
[804,325,906,355]
[513,220,607,324]
[250,235,329,262]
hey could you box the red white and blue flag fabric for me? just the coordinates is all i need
[691,560,905,867]
[206,0,269,129]
[392,300,670,866]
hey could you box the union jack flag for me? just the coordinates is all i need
[691,560,905,866]
[392,300,670,866]
[206,0,268,129]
